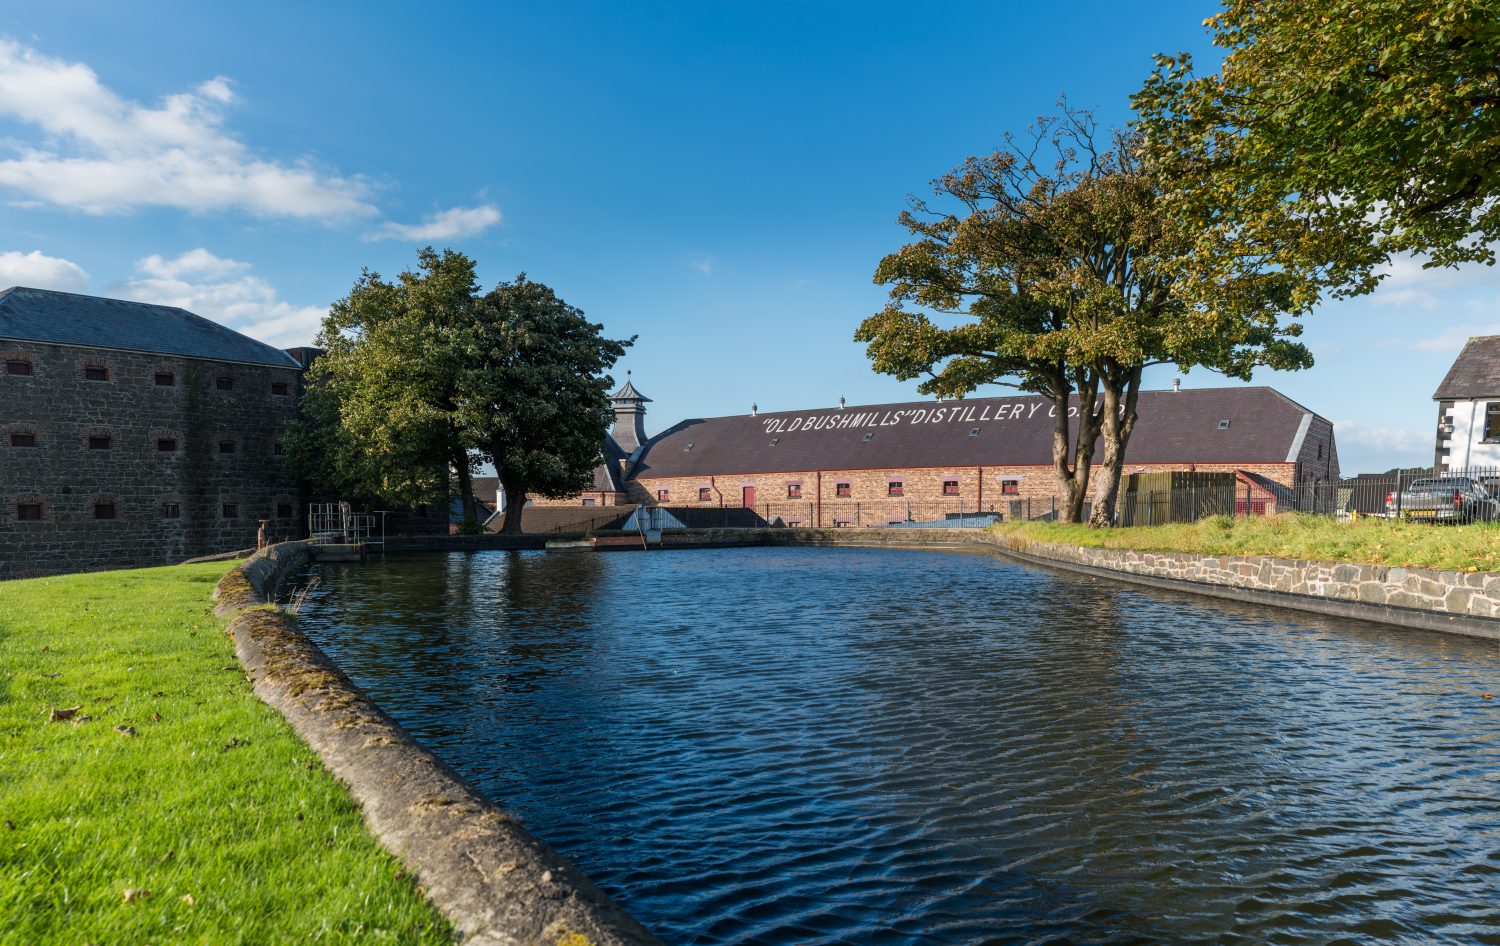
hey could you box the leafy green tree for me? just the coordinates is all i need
[459,275,633,533]
[856,112,1313,524]
[287,247,485,528]
[1135,0,1500,282]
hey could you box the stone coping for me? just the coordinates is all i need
[212,542,660,946]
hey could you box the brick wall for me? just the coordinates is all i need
[628,460,1300,527]
[0,342,303,579]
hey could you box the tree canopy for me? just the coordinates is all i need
[1135,0,1500,283]
[856,111,1316,524]
[460,275,633,534]
[289,250,630,535]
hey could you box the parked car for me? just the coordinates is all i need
[1384,476,1500,523]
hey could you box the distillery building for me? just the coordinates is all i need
[0,287,306,579]
[536,382,1339,527]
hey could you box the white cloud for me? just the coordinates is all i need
[691,255,715,275]
[1371,251,1500,311]
[1334,419,1431,454]
[136,247,249,280]
[0,249,88,291]
[366,204,501,242]
[0,40,376,219]
[118,248,323,347]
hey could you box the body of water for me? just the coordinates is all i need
[290,547,1500,944]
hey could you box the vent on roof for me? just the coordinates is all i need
[863,432,875,442]
[1218,420,1231,429]
[969,427,981,436]
[769,438,779,446]
[683,443,694,452]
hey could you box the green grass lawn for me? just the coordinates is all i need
[997,513,1500,572]
[0,562,453,945]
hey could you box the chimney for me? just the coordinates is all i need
[608,371,651,454]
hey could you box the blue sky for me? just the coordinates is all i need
[0,1,1487,473]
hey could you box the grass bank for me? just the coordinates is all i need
[997,514,1500,572]
[0,562,453,945]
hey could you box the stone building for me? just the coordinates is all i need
[1,287,305,579]
[525,383,1338,528]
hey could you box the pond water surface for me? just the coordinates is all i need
[290,547,1500,945]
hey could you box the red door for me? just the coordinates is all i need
[742,486,756,508]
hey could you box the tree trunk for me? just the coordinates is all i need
[1088,365,1143,528]
[452,454,479,529]
[498,482,527,534]
[1048,371,1103,524]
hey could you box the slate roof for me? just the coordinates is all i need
[0,286,301,368]
[631,387,1324,478]
[610,378,651,402]
[1433,336,1500,400]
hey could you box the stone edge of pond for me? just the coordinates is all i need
[763,527,1500,640]
[212,541,663,946]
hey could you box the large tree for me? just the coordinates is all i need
[287,247,486,528]
[1135,0,1500,282]
[856,112,1315,525]
[460,274,633,534]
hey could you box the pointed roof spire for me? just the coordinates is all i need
[610,369,651,403]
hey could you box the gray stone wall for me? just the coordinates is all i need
[1,341,302,579]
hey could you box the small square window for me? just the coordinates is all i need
[657,489,670,502]
[155,372,175,387]
[969,427,981,437]
[161,502,181,519]
[683,443,695,452]
[834,519,853,528]
[94,502,116,520]
[1001,479,1020,495]
[218,440,236,454]
[271,381,290,396]
[16,502,42,521]
[835,482,851,498]
[216,376,234,391]
[158,438,177,452]
[273,442,285,456]
[787,484,802,499]
[698,487,712,502]
[943,480,959,496]
[84,366,108,382]
[1217,419,1231,429]
[582,498,597,506]
[88,435,110,450]
[277,502,293,518]
[221,503,239,518]
[887,482,904,497]
[6,359,32,376]
[10,432,36,448]
[769,438,780,446]
[863,432,875,442]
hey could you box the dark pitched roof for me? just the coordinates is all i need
[1433,336,1500,400]
[632,387,1323,479]
[0,286,301,368]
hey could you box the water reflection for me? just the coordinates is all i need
[291,547,1500,945]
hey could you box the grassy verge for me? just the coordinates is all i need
[0,562,453,945]
[996,514,1500,572]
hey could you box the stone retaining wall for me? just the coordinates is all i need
[213,542,659,946]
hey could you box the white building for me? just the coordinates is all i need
[1434,336,1500,472]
